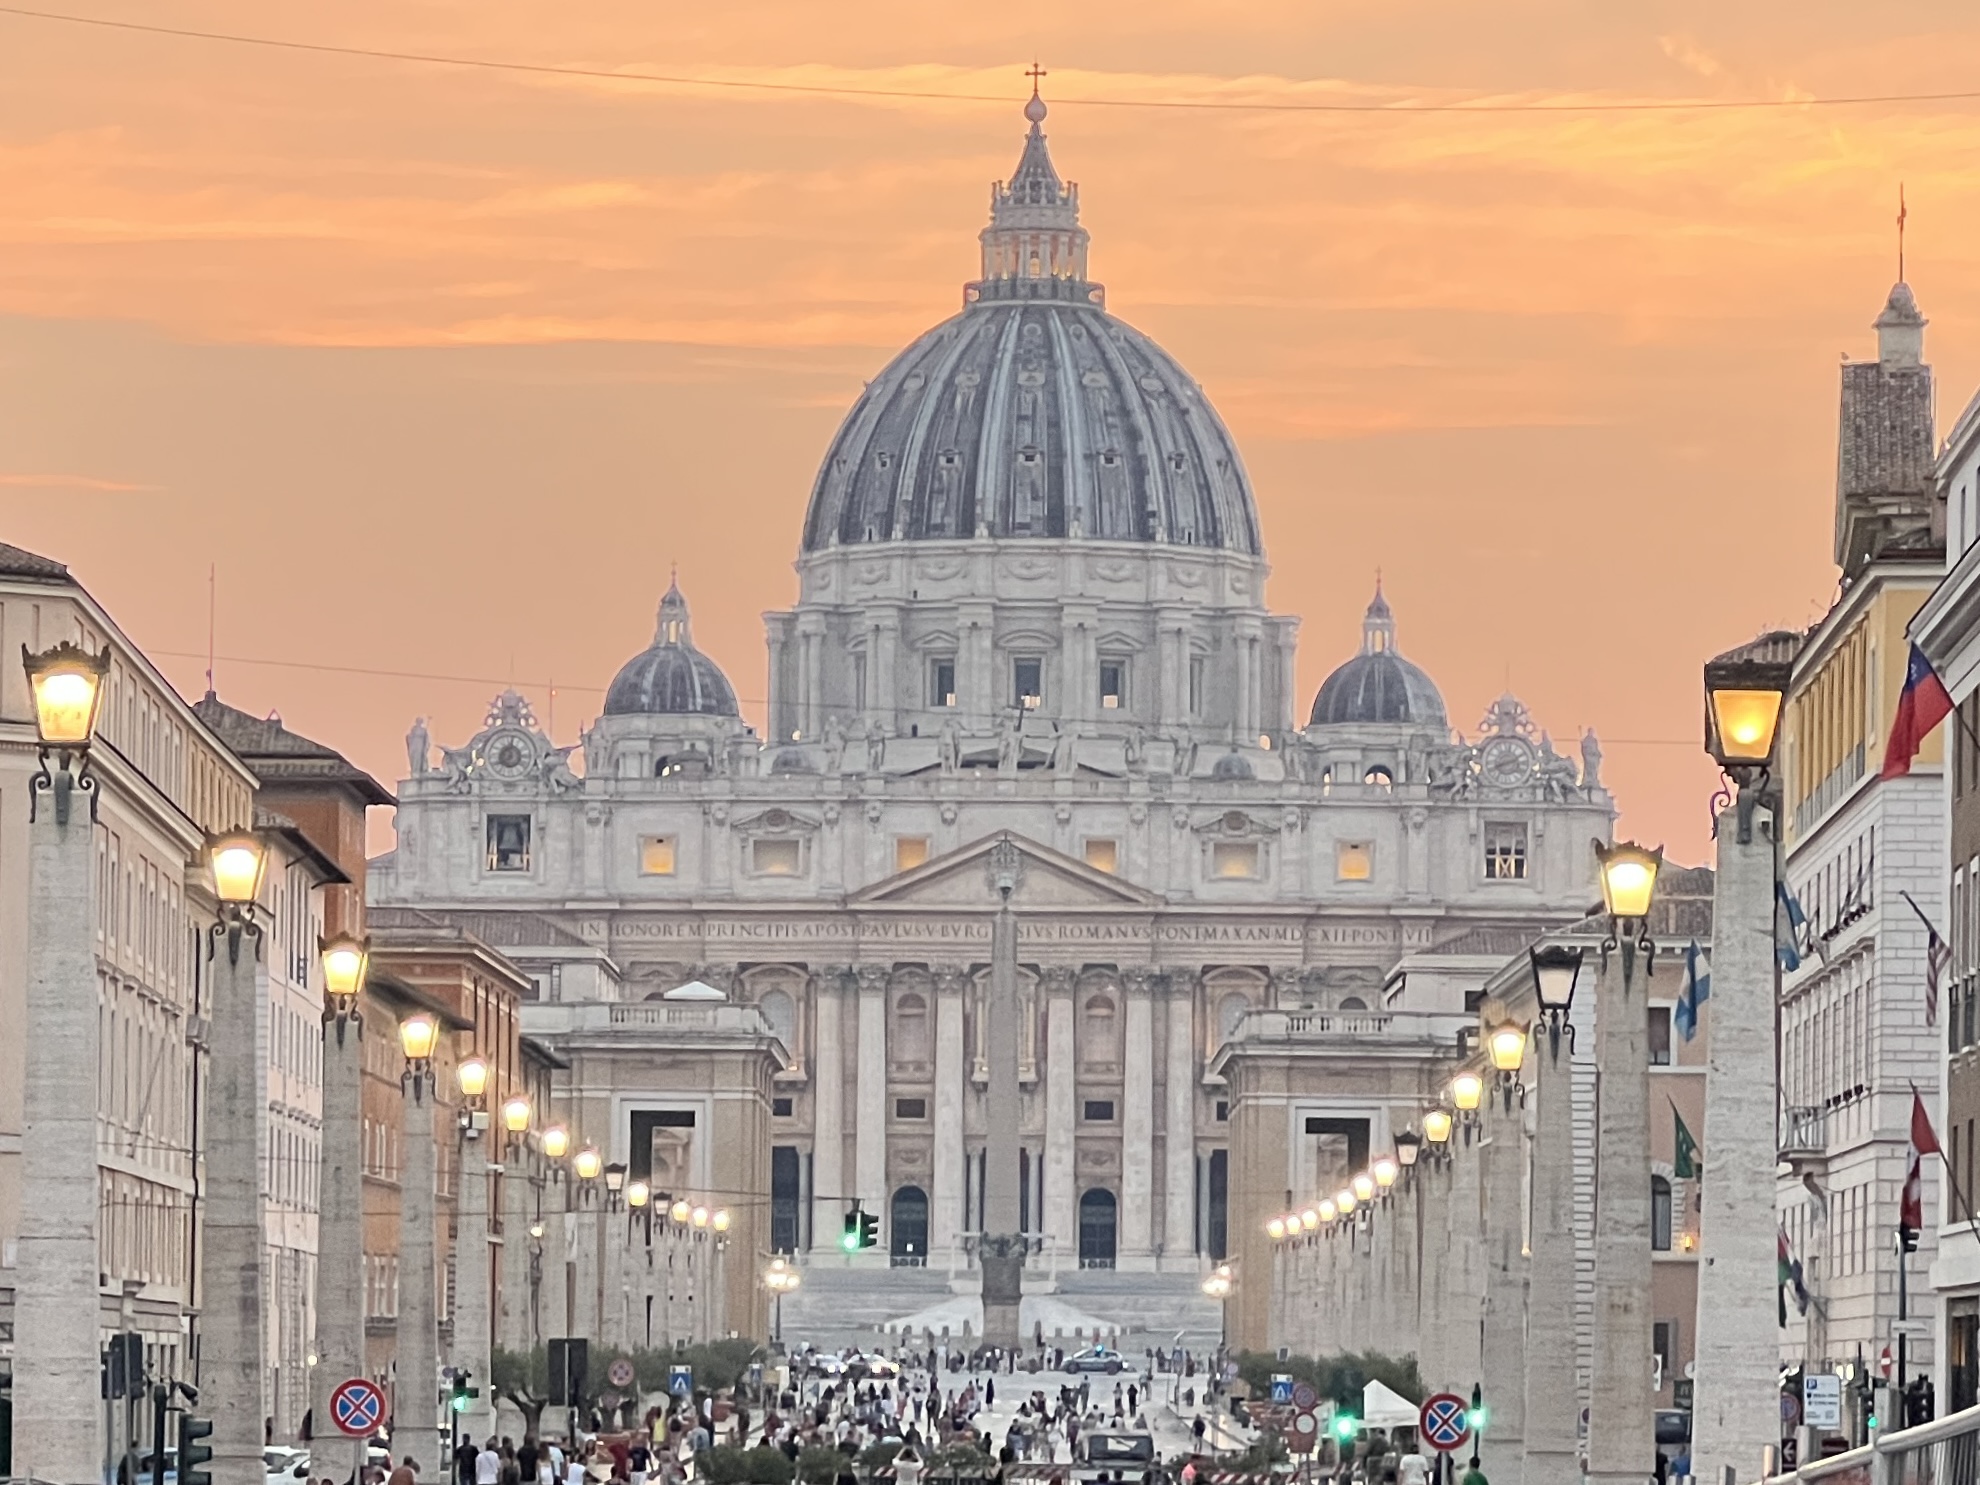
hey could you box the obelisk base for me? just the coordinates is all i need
[980,1235,1025,1353]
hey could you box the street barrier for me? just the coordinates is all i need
[1758,1403,1980,1485]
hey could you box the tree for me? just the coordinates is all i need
[794,1446,844,1485]
[490,1347,551,1440]
[1231,1350,1422,1410]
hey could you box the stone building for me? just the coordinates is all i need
[1778,279,1945,1401]
[370,92,1614,1331]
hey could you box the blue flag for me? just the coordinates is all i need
[1775,881,1806,972]
[1676,940,1711,1041]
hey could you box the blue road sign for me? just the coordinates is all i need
[668,1365,693,1398]
[1271,1375,1295,1404]
[1420,1393,1471,1453]
[330,1378,385,1438]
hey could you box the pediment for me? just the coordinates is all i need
[847,831,1162,909]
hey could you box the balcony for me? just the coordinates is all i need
[1781,1105,1828,1168]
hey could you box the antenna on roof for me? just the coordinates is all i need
[1898,182,1908,284]
[205,562,216,698]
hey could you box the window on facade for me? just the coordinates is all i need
[1084,838,1119,874]
[639,837,676,876]
[1652,1320,1676,1375]
[1484,824,1528,880]
[753,838,802,876]
[895,1097,928,1120]
[1211,842,1260,880]
[1651,1176,1673,1251]
[853,655,867,709]
[1363,766,1394,790]
[1189,658,1206,717]
[895,836,930,873]
[1215,1100,1230,1122]
[1015,658,1043,710]
[486,815,531,872]
[1647,1006,1673,1067]
[1083,1100,1116,1122]
[1099,661,1125,710]
[771,1097,793,1118]
[931,659,957,708]
[1337,842,1373,882]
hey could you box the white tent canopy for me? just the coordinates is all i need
[1362,1379,1419,1429]
[662,980,727,1001]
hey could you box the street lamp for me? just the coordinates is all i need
[456,1057,490,1136]
[1451,1071,1484,1141]
[1703,633,1794,842]
[764,1257,801,1345]
[502,1096,532,1141]
[22,640,110,823]
[1487,1022,1527,1112]
[573,1145,602,1183]
[1394,1128,1422,1188]
[1317,1198,1338,1227]
[206,829,269,963]
[1267,1216,1287,1241]
[1528,944,1585,1061]
[1351,1172,1376,1205]
[1421,1108,1454,1167]
[670,1198,691,1225]
[320,934,369,1043]
[712,1209,730,1233]
[1372,1156,1400,1206]
[398,1014,438,1100]
[1595,839,1664,990]
[541,1126,570,1162]
[603,1161,627,1210]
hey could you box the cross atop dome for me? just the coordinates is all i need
[974,71,1092,298]
[656,573,695,648]
[1361,581,1396,655]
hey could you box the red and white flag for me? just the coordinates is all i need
[1913,1090,1943,1156]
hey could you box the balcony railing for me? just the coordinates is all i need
[1781,1105,1828,1161]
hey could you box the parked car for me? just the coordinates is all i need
[1067,1346,1128,1374]
[265,1447,310,1485]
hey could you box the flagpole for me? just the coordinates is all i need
[1910,1079,1979,1232]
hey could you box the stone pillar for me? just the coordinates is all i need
[1587,949,1655,1485]
[855,966,889,1240]
[200,934,268,1485]
[982,851,1027,1351]
[1413,1159,1449,1386]
[1439,1133,1485,1396]
[1525,1036,1579,1485]
[810,968,847,1251]
[536,1173,568,1346]
[314,1019,367,1485]
[497,1160,532,1351]
[1042,967,1078,1256]
[568,1196,599,1341]
[1163,975,1197,1270]
[1692,807,1785,1484]
[932,966,968,1262]
[1386,1178,1419,1363]
[1121,970,1155,1265]
[14,792,100,1485]
[454,1134,495,1438]
[398,1081,442,1474]
[1478,1103,1528,1482]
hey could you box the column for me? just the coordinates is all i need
[14,787,100,1485]
[810,968,847,1252]
[1042,967,1078,1254]
[1121,971,1155,1264]
[201,935,268,1485]
[1412,1159,1449,1386]
[1587,950,1655,1485]
[932,967,968,1262]
[1386,1179,1419,1363]
[1478,1102,1527,1482]
[1157,609,1186,729]
[1525,1029,1581,1485]
[855,966,890,1243]
[313,1021,367,1485]
[497,1160,533,1352]
[398,1084,441,1473]
[568,1197,599,1341]
[875,604,901,729]
[536,1174,568,1347]
[1438,1132,1485,1396]
[454,1137,494,1438]
[1163,976,1197,1270]
[1692,808,1785,1482]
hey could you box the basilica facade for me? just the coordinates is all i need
[369,92,1614,1300]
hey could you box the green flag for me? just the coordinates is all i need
[1673,1101,1700,1180]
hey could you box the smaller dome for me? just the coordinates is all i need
[603,579,740,718]
[1309,585,1448,729]
[1211,750,1256,781]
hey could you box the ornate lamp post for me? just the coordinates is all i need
[1525,936,1587,1485]
[23,639,109,823]
[1528,944,1585,1061]
[1691,634,1795,1484]
[1201,1263,1234,1357]
[764,1257,801,1347]
[1420,1108,1454,1167]
[1486,1023,1527,1113]
[453,1054,499,1438]
[199,829,272,1485]
[314,934,371,1485]
[1450,1072,1484,1143]
[397,1013,443,1471]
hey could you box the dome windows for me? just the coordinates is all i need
[1364,766,1394,790]
[1098,661,1125,711]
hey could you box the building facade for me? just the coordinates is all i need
[1778,281,1946,1399]
[371,95,1614,1329]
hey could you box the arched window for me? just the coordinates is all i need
[1078,1189,1118,1268]
[1651,1176,1673,1252]
[893,991,931,1064]
[1338,997,1368,1012]
[891,1186,929,1266]
[1364,765,1394,790]
[757,989,796,1052]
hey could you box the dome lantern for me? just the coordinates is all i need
[1308,584,1448,730]
[601,575,741,719]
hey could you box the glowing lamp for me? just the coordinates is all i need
[1351,1173,1376,1203]
[627,1180,650,1208]
[692,1205,710,1228]
[207,831,268,907]
[671,1199,691,1224]
[1451,1072,1484,1112]
[456,1057,490,1102]
[1336,1188,1357,1215]
[542,1126,570,1161]
[1301,1207,1320,1228]
[1317,1199,1337,1223]
[573,1146,603,1182]
[398,1014,438,1064]
[1423,1108,1454,1145]
[1704,637,1794,769]
[24,641,109,749]
[1372,1156,1399,1189]
[502,1096,531,1135]
[1488,1025,1526,1074]
[1596,839,1663,921]
[1267,1217,1286,1241]
[713,1209,730,1232]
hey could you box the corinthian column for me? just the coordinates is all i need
[810,966,847,1252]
[1042,966,1078,1255]
[932,966,969,1263]
[1163,975,1198,1269]
[1120,969,1155,1266]
[855,965,890,1250]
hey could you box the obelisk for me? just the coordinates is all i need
[980,838,1026,1351]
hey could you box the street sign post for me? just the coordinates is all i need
[329,1378,386,1439]
[608,1359,636,1390]
[1271,1375,1294,1404]
[1420,1394,1472,1454]
[1292,1383,1319,1411]
[1804,1374,1842,1430]
[668,1365,694,1398]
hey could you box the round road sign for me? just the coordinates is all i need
[1292,1383,1319,1411]
[330,1377,385,1438]
[1290,1411,1319,1443]
[1420,1393,1471,1453]
[609,1358,636,1389]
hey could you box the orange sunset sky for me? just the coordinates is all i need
[4,0,1977,864]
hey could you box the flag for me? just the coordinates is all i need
[1676,940,1711,1041]
[1777,1227,1810,1325]
[1903,1151,1925,1233]
[1776,881,1807,972]
[1882,641,1954,779]
[1673,1101,1700,1180]
[1902,893,1950,1028]
[1913,1088,1942,1155]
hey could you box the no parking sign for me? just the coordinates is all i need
[1419,1394,1471,1454]
[330,1378,385,1438]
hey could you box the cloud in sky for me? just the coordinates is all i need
[0,472,159,492]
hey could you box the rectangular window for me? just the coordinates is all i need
[1189,657,1206,717]
[1647,1006,1673,1066]
[1015,658,1043,710]
[1084,838,1119,874]
[895,836,930,873]
[753,838,802,876]
[1484,824,1528,880]
[930,659,956,709]
[853,654,867,709]
[1215,1100,1230,1122]
[771,1097,793,1118]
[1098,661,1125,710]
[639,836,677,876]
[1336,842,1373,882]
[1211,842,1260,880]
[486,815,532,872]
[894,1097,928,1120]
[1082,1099,1116,1122]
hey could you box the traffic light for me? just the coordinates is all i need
[859,1209,879,1249]
[842,1205,879,1251]
[1467,1383,1488,1437]
[842,1209,860,1251]
[450,1370,478,1413]
[178,1414,214,1485]
[1906,1377,1936,1428]
[1900,1224,1920,1254]
[1332,1411,1360,1443]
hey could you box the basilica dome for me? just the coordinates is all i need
[799,95,1260,557]
[603,580,739,718]
[1309,588,1448,730]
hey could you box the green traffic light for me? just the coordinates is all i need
[452,1393,469,1413]
[1333,1415,1359,1441]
